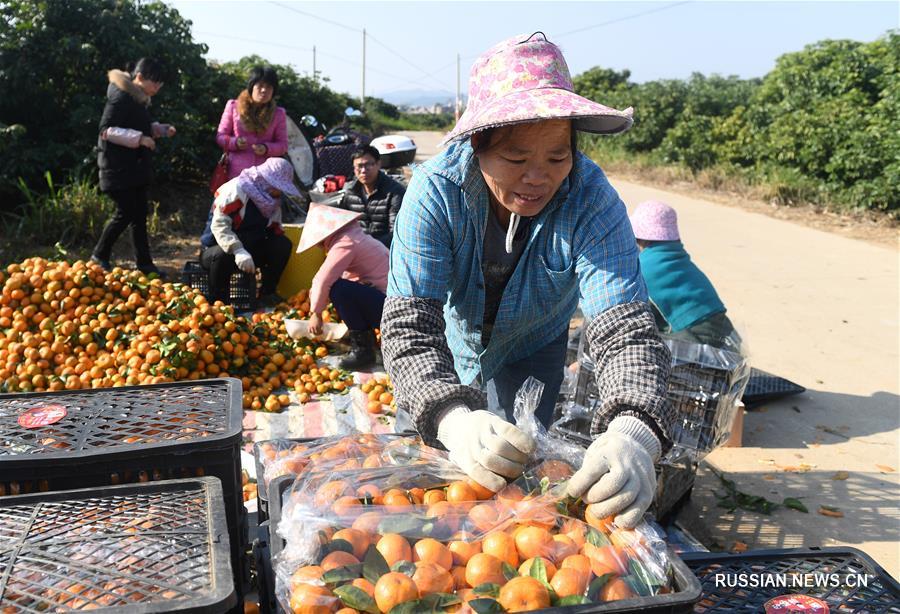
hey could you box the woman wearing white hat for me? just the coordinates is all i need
[381,33,674,527]
[199,157,297,307]
[297,203,390,370]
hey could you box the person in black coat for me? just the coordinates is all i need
[336,145,406,248]
[91,58,176,275]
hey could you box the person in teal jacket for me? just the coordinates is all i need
[629,200,739,350]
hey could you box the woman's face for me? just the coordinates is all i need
[475,120,573,218]
[252,81,274,104]
[135,73,162,97]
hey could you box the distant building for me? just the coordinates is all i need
[399,101,461,115]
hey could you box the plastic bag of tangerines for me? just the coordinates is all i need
[274,380,675,613]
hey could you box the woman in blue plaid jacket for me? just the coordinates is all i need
[381,33,674,528]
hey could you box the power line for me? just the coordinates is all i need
[367,33,453,92]
[268,1,361,34]
[555,1,692,38]
[195,31,311,53]
[196,30,439,90]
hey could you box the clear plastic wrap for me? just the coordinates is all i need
[566,331,751,464]
[273,380,678,613]
[256,433,446,495]
[662,337,750,463]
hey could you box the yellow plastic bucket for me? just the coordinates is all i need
[276,224,325,298]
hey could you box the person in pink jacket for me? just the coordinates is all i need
[216,66,288,179]
[298,203,389,370]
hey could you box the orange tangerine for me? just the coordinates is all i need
[289,583,339,614]
[498,576,551,612]
[374,572,419,613]
[376,533,413,567]
[331,528,370,560]
[482,531,518,567]
[448,539,481,566]
[560,554,592,577]
[514,526,554,561]
[550,567,589,598]
[320,550,359,571]
[465,553,506,587]
[413,538,453,571]
[412,561,454,595]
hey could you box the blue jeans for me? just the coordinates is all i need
[329,279,385,331]
[486,328,568,428]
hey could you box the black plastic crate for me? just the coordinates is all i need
[181,260,257,312]
[0,379,247,603]
[683,547,900,611]
[742,368,806,409]
[0,477,236,613]
[252,437,318,524]
[266,475,701,613]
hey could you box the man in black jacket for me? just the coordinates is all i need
[336,145,406,248]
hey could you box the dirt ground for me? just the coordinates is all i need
[603,165,899,249]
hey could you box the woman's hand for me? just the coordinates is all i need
[308,312,323,336]
[139,136,156,150]
[235,137,248,150]
[166,125,177,137]
[252,143,267,156]
[566,416,660,528]
[438,407,536,492]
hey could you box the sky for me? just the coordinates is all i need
[170,1,898,103]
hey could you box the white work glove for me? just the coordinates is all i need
[233,248,255,274]
[437,406,536,493]
[566,415,660,529]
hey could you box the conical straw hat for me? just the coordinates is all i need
[296,203,363,253]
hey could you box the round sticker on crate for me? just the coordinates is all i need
[764,595,830,613]
[17,404,68,428]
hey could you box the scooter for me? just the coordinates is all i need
[370,134,417,186]
[302,109,417,202]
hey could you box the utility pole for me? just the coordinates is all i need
[455,53,461,122]
[312,45,317,83]
[361,28,366,110]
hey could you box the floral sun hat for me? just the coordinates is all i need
[629,200,681,241]
[296,203,362,253]
[237,157,301,218]
[442,32,633,145]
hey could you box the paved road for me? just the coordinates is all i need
[400,131,900,576]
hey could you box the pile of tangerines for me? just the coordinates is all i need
[276,437,672,613]
[0,258,353,412]
[257,434,445,496]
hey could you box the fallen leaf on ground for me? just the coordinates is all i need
[784,498,809,513]
[731,541,749,553]
[777,463,816,473]
[831,471,850,481]
[876,465,896,473]
[818,506,844,518]
[758,459,776,466]
[714,470,779,515]
[763,474,776,481]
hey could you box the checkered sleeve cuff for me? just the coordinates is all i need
[381,296,487,447]
[585,301,675,452]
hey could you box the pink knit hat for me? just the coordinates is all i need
[442,32,633,145]
[629,201,681,241]
[296,203,362,253]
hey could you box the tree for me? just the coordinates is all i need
[0,0,224,200]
